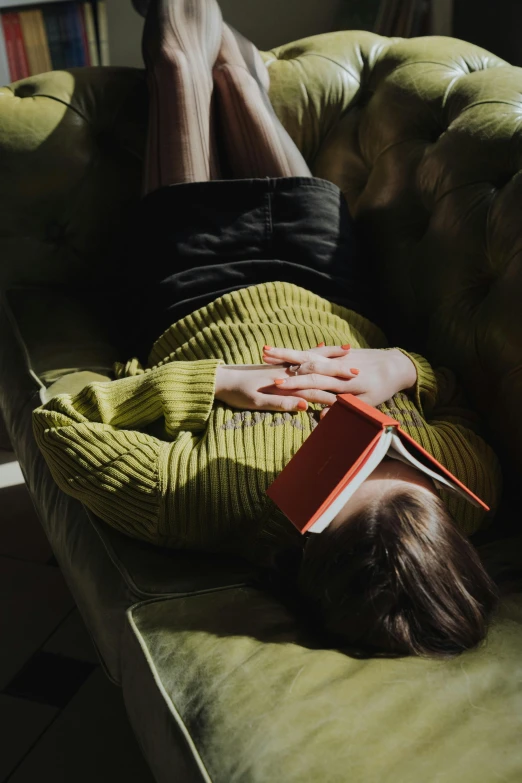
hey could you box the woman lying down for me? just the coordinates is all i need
[33,0,502,658]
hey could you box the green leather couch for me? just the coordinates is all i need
[1,31,522,782]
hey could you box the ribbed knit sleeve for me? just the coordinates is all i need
[393,348,439,417]
[32,360,223,544]
[35,360,223,435]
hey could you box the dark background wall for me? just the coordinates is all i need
[453,0,522,65]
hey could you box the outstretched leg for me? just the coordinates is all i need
[212,24,312,179]
[141,0,223,193]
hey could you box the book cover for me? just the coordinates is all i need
[267,393,488,535]
[33,9,52,73]
[82,2,99,66]
[43,6,66,70]
[96,0,110,66]
[10,12,30,79]
[1,14,17,82]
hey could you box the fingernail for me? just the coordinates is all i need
[296,400,307,411]
[263,345,272,351]
[317,341,325,347]
[342,344,351,350]
[350,368,360,375]
[274,378,286,386]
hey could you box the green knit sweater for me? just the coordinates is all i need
[32,282,502,565]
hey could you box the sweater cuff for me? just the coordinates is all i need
[393,349,438,417]
[154,359,224,434]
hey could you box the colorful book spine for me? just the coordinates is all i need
[43,7,66,70]
[78,4,91,65]
[18,11,39,75]
[63,2,86,66]
[82,2,99,66]
[96,0,110,66]
[19,9,52,75]
[56,4,74,68]
[1,14,18,82]
[0,32,10,85]
[5,12,30,79]
[33,9,53,72]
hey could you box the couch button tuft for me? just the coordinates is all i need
[13,83,37,98]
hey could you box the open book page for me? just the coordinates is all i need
[386,432,482,508]
[309,429,394,533]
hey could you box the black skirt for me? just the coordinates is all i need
[123,176,378,361]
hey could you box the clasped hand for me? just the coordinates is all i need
[215,344,417,414]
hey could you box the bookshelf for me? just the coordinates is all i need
[0,0,68,7]
[0,0,109,85]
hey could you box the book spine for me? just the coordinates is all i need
[0,15,11,85]
[82,2,99,66]
[43,7,64,70]
[96,0,110,66]
[78,3,91,65]
[64,2,86,66]
[34,9,52,73]
[71,3,87,66]
[1,14,18,82]
[11,12,30,78]
[57,4,74,68]
[18,11,38,76]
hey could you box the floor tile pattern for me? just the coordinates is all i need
[0,448,154,782]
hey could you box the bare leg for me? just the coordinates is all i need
[212,25,312,179]
[141,0,223,193]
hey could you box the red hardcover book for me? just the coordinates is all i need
[266,393,489,535]
[2,13,20,80]
[10,12,30,79]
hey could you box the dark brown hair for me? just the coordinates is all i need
[293,487,498,658]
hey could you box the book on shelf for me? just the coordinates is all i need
[0,0,110,85]
[266,393,488,536]
[19,9,52,75]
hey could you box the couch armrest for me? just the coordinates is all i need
[1,287,119,397]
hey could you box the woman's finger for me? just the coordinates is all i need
[262,345,350,365]
[274,373,359,392]
[293,389,338,405]
[310,345,351,358]
[257,394,309,412]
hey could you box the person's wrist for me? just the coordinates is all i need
[215,364,232,402]
[389,349,418,393]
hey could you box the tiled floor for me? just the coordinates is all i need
[0,449,155,783]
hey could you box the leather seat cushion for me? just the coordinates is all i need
[123,586,522,783]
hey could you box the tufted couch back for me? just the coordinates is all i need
[1,32,521,479]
